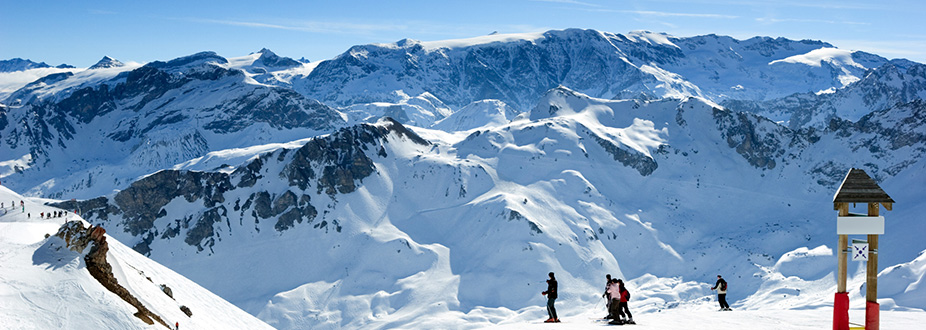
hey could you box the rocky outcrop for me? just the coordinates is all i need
[712,108,800,170]
[54,221,170,328]
[114,170,233,236]
[68,119,427,255]
[591,132,659,176]
[283,117,428,194]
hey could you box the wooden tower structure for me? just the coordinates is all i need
[832,168,894,330]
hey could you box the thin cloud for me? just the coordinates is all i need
[591,8,738,19]
[178,17,410,35]
[175,16,553,42]
[756,17,870,26]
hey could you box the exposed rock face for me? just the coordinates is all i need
[180,305,192,317]
[114,170,233,236]
[591,132,659,176]
[65,119,428,255]
[54,221,170,328]
[712,108,798,170]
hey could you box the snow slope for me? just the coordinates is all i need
[56,89,926,329]
[0,185,273,329]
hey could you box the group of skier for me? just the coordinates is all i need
[40,210,66,219]
[539,272,732,324]
[602,274,634,325]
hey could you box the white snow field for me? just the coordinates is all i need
[0,185,273,329]
[479,308,926,330]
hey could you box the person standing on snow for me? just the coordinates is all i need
[711,275,731,311]
[606,278,620,320]
[602,274,612,318]
[542,272,559,323]
[617,279,634,324]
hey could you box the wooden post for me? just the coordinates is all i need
[867,202,879,302]
[866,203,880,330]
[837,203,849,293]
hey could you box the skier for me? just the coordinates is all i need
[607,279,619,319]
[606,279,621,324]
[617,279,634,324]
[602,274,612,319]
[542,272,559,323]
[711,275,731,311]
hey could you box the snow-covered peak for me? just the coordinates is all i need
[417,31,547,51]
[626,30,680,48]
[0,58,52,72]
[769,47,866,69]
[253,48,301,69]
[146,51,227,73]
[88,56,124,69]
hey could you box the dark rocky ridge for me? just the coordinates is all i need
[53,221,170,328]
[54,118,428,255]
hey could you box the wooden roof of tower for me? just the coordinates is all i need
[833,168,895,204]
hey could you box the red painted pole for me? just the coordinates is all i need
[833,292,849,330]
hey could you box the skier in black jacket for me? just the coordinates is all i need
[542,272,559,323]
[711,275,731,311]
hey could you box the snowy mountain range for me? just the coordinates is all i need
[1,28,924,329]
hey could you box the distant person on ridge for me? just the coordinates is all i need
[542,272,559,323]
[711,275,731,311]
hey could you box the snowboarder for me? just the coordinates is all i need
[616,279,634,324]
[542,272,559,323]
[602,274,612,318]
[711,275,731,311]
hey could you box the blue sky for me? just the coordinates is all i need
[2,0,924,67]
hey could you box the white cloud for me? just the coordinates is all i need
[756,17,870,26]
[591,8,738,19]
